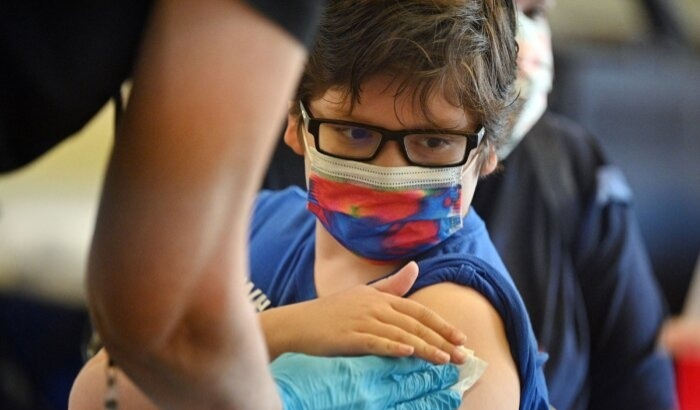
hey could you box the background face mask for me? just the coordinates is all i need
[498,11,554,159]
[306,147,465,262]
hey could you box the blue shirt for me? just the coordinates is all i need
[249,187,550,410]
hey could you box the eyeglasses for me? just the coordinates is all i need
[299,101,484,168]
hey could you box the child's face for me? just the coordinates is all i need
[307,78,478,168]
[285,75,497,216]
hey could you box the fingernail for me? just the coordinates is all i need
[453,346,468,363]
[437,350,451,364]
[397,344,414,356]
[453,330,468,344]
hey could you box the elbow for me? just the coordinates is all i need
[85,258,181,360]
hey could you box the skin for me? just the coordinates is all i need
[660,317,700,359]
[280,78,520,409]
[71,350,159,410]
[70,78,518,410]
[261,262,470,364]
[70,264,463,410]
[86,0,306,409]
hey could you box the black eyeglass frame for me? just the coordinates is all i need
[299,101,484,168]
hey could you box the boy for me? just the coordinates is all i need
[252,1,550,409]
[71,1,550,409]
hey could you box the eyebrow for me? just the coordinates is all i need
[315,106,474,132]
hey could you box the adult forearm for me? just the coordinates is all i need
[86,0,306,408]
[89,281,281,410]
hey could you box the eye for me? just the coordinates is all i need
[331,125,374,142]
[411,134,458,150]
[520,0,551,19]
[318,123,381,158]
[347,127,374,141]
[404,133,468,166]
[425,137,450,148]
[525,7,546,19]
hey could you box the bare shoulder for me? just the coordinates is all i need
[409,282,520,410]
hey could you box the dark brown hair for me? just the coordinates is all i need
[292,0,518,150]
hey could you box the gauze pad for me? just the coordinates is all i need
[450,347,488,396]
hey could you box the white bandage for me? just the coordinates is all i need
[450,347,488,396]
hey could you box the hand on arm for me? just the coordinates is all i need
[261,262,469,364]
[409,283,521,410]
[272,353,462,410]
[70,349,463,410]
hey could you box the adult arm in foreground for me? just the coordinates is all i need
[88,1,307,409]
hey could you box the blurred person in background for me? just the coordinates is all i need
[471,0,678,409]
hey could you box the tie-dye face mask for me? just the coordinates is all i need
[306,146,466,262]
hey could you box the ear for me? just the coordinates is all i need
[283,114,305,156]
[479,146,498,176]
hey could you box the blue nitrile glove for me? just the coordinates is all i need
[270,353,462,410]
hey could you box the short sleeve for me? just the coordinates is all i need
[410,255,551,410]
[244,0,326,48]
[0,1,152,172]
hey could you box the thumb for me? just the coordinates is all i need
[371,261,419,296]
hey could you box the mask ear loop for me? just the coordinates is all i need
[298,120,315,189]
[300,123,312,155]
[460,135,490,179]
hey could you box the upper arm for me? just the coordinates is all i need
[86,0,306,409]
[409,282,520,410]
[89,0,307,349]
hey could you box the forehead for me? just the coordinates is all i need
[311,76,478,131]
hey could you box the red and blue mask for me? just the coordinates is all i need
[306,146,466,262]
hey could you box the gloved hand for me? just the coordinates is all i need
[270,353,462,410]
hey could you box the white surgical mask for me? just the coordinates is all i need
[498,11,554,159]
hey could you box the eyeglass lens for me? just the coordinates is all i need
[317,123,468,166]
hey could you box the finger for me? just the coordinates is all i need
[393,390,462,410]
[371,261,419,296]
[347,333,415,358]
[368,264,467,352]
[373,306,466,363]
[391,362,460,400]
[388,297,467,348]
[357,323,452,364]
